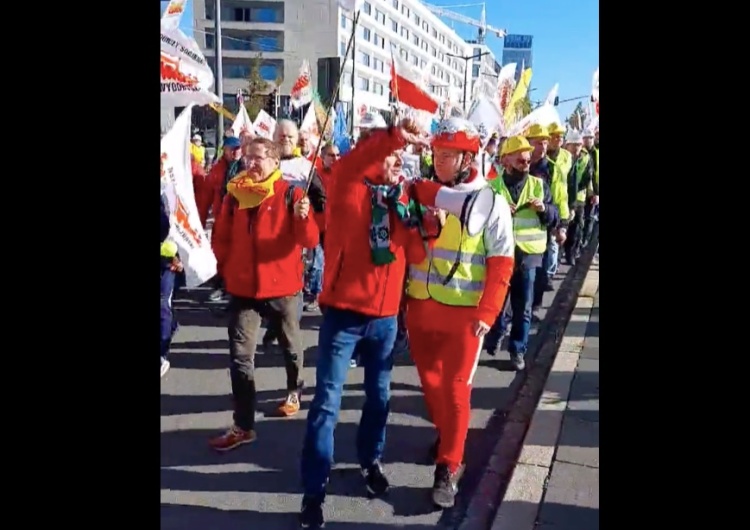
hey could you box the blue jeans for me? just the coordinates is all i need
[546,238,559,277]
[487,264,537,357]
[301,307,398,498]
[160,268,181,360]
[304,244,324,298]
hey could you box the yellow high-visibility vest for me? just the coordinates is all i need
[406,213,486,306]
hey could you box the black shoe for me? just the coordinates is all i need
[299,495,325,529]
[362,462,390,497]
[510,354,526,371]
[432,463,464,509]
[428,436,440,462]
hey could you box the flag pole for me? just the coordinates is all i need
[304,9,361,193]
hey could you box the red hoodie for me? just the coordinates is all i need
[318,129,427,318]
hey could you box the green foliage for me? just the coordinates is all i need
[245,54,269,121]
[515,95,532,117]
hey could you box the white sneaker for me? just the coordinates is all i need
[160,358,171,378]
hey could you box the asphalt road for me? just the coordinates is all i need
[161,262,572,530]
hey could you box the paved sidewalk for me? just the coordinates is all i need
[490,258,599,530]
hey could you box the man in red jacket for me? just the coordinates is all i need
[298,119,430,529]
[208,137,319,452]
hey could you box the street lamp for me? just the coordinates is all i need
[446,51,489,112]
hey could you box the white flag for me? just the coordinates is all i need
[160,26,221,107]
[161,0,186,30]
[544,83,559,106]
[161,105,217,287]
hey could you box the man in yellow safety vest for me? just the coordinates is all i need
[484,136,559,370]
[408,117,515,509]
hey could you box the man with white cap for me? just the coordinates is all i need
[562,130,594,265]
[408,117,515,508]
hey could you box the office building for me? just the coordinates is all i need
[466,40,501,101]
[192,0,474,116]
[501,34,533,83]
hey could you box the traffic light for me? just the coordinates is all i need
[263,91,276,117]
[553,96,559,106]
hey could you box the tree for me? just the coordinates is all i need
[245,54,269,121]
[515,95,532,118]
[566,101,585,130]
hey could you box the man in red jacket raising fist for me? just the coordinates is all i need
[299,119,430,529]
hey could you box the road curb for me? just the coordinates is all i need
[488,260,597,530]
[457,232,599,530]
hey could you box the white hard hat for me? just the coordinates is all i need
[192,134,202,141]
[582,129,595,138]
[565,130,583,144]
[359,111,387,130]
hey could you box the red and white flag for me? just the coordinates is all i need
[290,60,313,109]
[389,49,439,114]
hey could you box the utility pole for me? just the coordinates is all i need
[448,51,488,113]
[214,0,224,144]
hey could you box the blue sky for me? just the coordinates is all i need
[431,0,599,119]
[160,0,194,36]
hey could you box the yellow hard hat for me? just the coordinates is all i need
[548,122,566,136]
[500,136,534,157]
[525,124,550,139]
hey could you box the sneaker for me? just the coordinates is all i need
[299,495,325,529]
[160,358,170,378]
[349,357,358,368]
[304,300,320,312]
[208,425,257,452]
[277,392,301,417]
[362,461,390,497]
[431,463,464,509]
[510,353,526,371]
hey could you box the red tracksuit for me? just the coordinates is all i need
[408,174,515,472]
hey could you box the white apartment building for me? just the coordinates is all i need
[192,0,473,114]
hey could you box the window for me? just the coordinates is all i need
[472,64,480,77]
[431,46,437,57]
[357,76,370,90]
[400,48,408,59]
[421,41,428,51]
[375,9,385,24]
[357,51,371,67]
[340,14,347,28]
[340,40,347,55]
[342,72,352,86]
[438,52,444,61]
[400,27,409,39]
[413,14,420,25]
[401,5,409,16]
[431,65,437,75]
[374,81,385,95]
[250,8,282,23]
[474,48,482,57]
[432,28,437,38]
[420,59,427,69]
[411,34,419,46]
[391,0,398,7]
[374,33,385,48]
[391,19,398,32]
[259,64,279,80]
[360,26,371,41]
[422,22,429,32]
[440,35,445,44]
[373,57,384,72]
[363,1,371,15]
[411,55,418,66]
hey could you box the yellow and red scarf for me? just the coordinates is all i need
[226,169,282,209]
